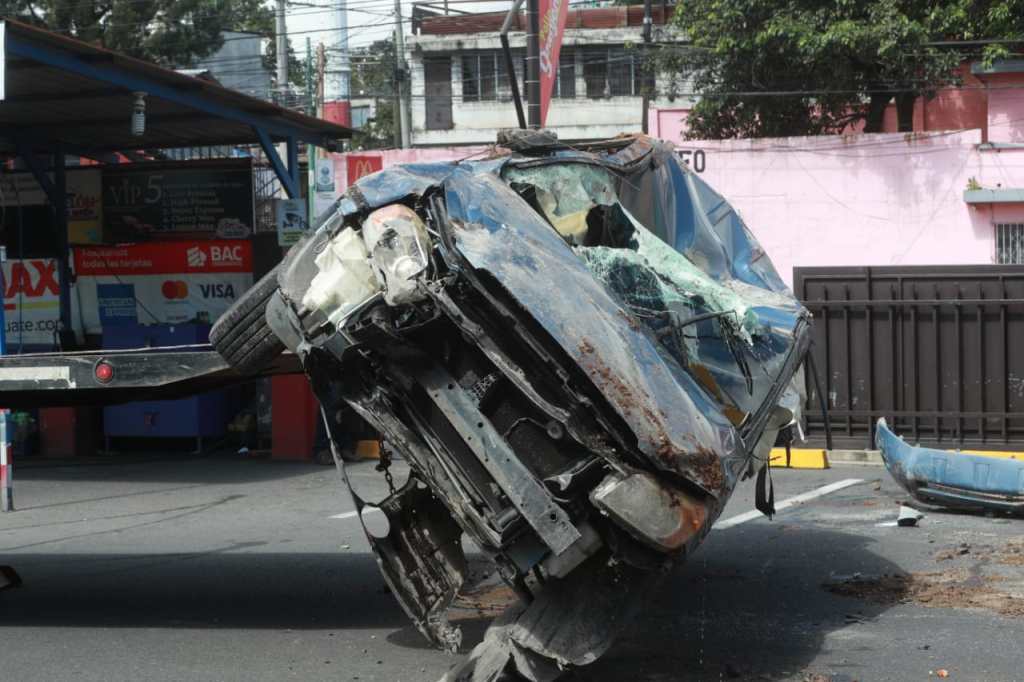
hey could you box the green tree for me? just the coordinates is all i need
[0,0,274,66]
[348,39,396,149]
[667,0,1024,139]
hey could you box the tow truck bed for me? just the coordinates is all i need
[0,346,302,408]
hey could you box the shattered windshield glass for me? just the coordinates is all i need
[505,159,802,427]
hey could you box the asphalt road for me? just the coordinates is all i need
[2,455,1023,682]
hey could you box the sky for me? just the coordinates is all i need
[283,0,510,52]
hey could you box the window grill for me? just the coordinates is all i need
[996,223,1024,265]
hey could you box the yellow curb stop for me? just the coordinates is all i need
[769,447,829,469]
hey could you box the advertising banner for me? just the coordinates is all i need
[2,258,61,348]
[276,198,308,247]
[538,0,569,126]
[73,241,253,334]
[346,154,384,185]
[102,160,255,242]
[0,169,104,244]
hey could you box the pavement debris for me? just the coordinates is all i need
[898,505,924,527]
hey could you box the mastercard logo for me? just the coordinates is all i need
[161,280,189,300]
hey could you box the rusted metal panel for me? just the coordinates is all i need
[795,265,1024,450]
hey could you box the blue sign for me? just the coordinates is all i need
[97,283,137,325]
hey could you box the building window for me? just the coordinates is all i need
[553,50,575,99]
[583,47,645,98]
[462,52,513,102]
[996,223,1024,264]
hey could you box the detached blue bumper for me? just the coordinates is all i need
[875,419,1024,513]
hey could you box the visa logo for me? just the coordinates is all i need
[199,283,236,299]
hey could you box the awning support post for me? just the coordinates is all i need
[14,141,73,341]
[254,127,300,199]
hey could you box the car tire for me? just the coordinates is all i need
[210,266,285,375]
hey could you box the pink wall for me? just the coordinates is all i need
[679,131,1024,286]
[326,136,1024,290]
[332,146,492,189]
[985,74,1024,144]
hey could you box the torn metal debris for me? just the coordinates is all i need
[876,418,1024,514]
[266,135,811,679]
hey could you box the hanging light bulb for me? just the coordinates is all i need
[132,92,147,136]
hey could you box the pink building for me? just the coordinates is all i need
[649,60,1024,284]
[328,61,1024,287]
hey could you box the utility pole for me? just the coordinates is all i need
[323,0,352,127]
[393,0,412,148]
[275,0,288,100]
[640,0,652,134]
[307,37,316,227]
[525,0,541,128]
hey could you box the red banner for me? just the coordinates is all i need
[538,0,569,127]
[347,155,384,185]
[74,240,253,276]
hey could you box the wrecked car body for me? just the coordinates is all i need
[266,135,811,679]
[877,418,1024,514]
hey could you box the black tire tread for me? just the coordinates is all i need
[210,266,285,375]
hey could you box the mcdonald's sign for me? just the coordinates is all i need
[347,155,384,185]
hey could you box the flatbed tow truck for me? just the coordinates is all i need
[0,345,301,409]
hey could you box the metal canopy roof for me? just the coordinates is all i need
[0,19,351,156]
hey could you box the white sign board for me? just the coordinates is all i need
[276,198,308,247]
[2,258,62,348]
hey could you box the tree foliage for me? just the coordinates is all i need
[348,39,396,150]
[667,0,1024,139]
[0,0,274,66]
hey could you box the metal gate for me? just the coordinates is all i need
[795,265,1024,451]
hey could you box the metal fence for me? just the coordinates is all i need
[795,265,1024,451]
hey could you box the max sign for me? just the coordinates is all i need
[2,259,61,348]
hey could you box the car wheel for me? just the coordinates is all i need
[210,266,286,375]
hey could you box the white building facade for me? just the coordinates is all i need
[405,5,692,146]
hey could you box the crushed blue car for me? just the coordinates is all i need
[213,133,811,681]
[876,418,1024,514]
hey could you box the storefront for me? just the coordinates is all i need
[0,19,351,458]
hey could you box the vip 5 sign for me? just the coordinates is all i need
[2,258,61,347]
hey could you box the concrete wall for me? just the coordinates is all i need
[328,132,1024,290]
[986,74,1024,144]
[683,130,1024,287]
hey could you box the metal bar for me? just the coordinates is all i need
[807,350,833,451]
[822,286,831,440]
[5,34,345,148]
[253,126,299,199]
[807,298,1024,307]
[52,143,71,338]
[955,284,963,443]
[911,283,919,442]
[501,0,527,130]
[813,409,1022,419]
[1001,276,1009,444]
[889,283,897,432]
[865,268,874,449]
[843,284,852,437]
[416,364,581,555]
[933,284,941,442]
[525,0,541,128]
[978,285,986,443]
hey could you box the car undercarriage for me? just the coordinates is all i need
[259,134,811,680]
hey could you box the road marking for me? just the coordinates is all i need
[330,479,866,527]
[330,507,382,520]
[715,478,865,530]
